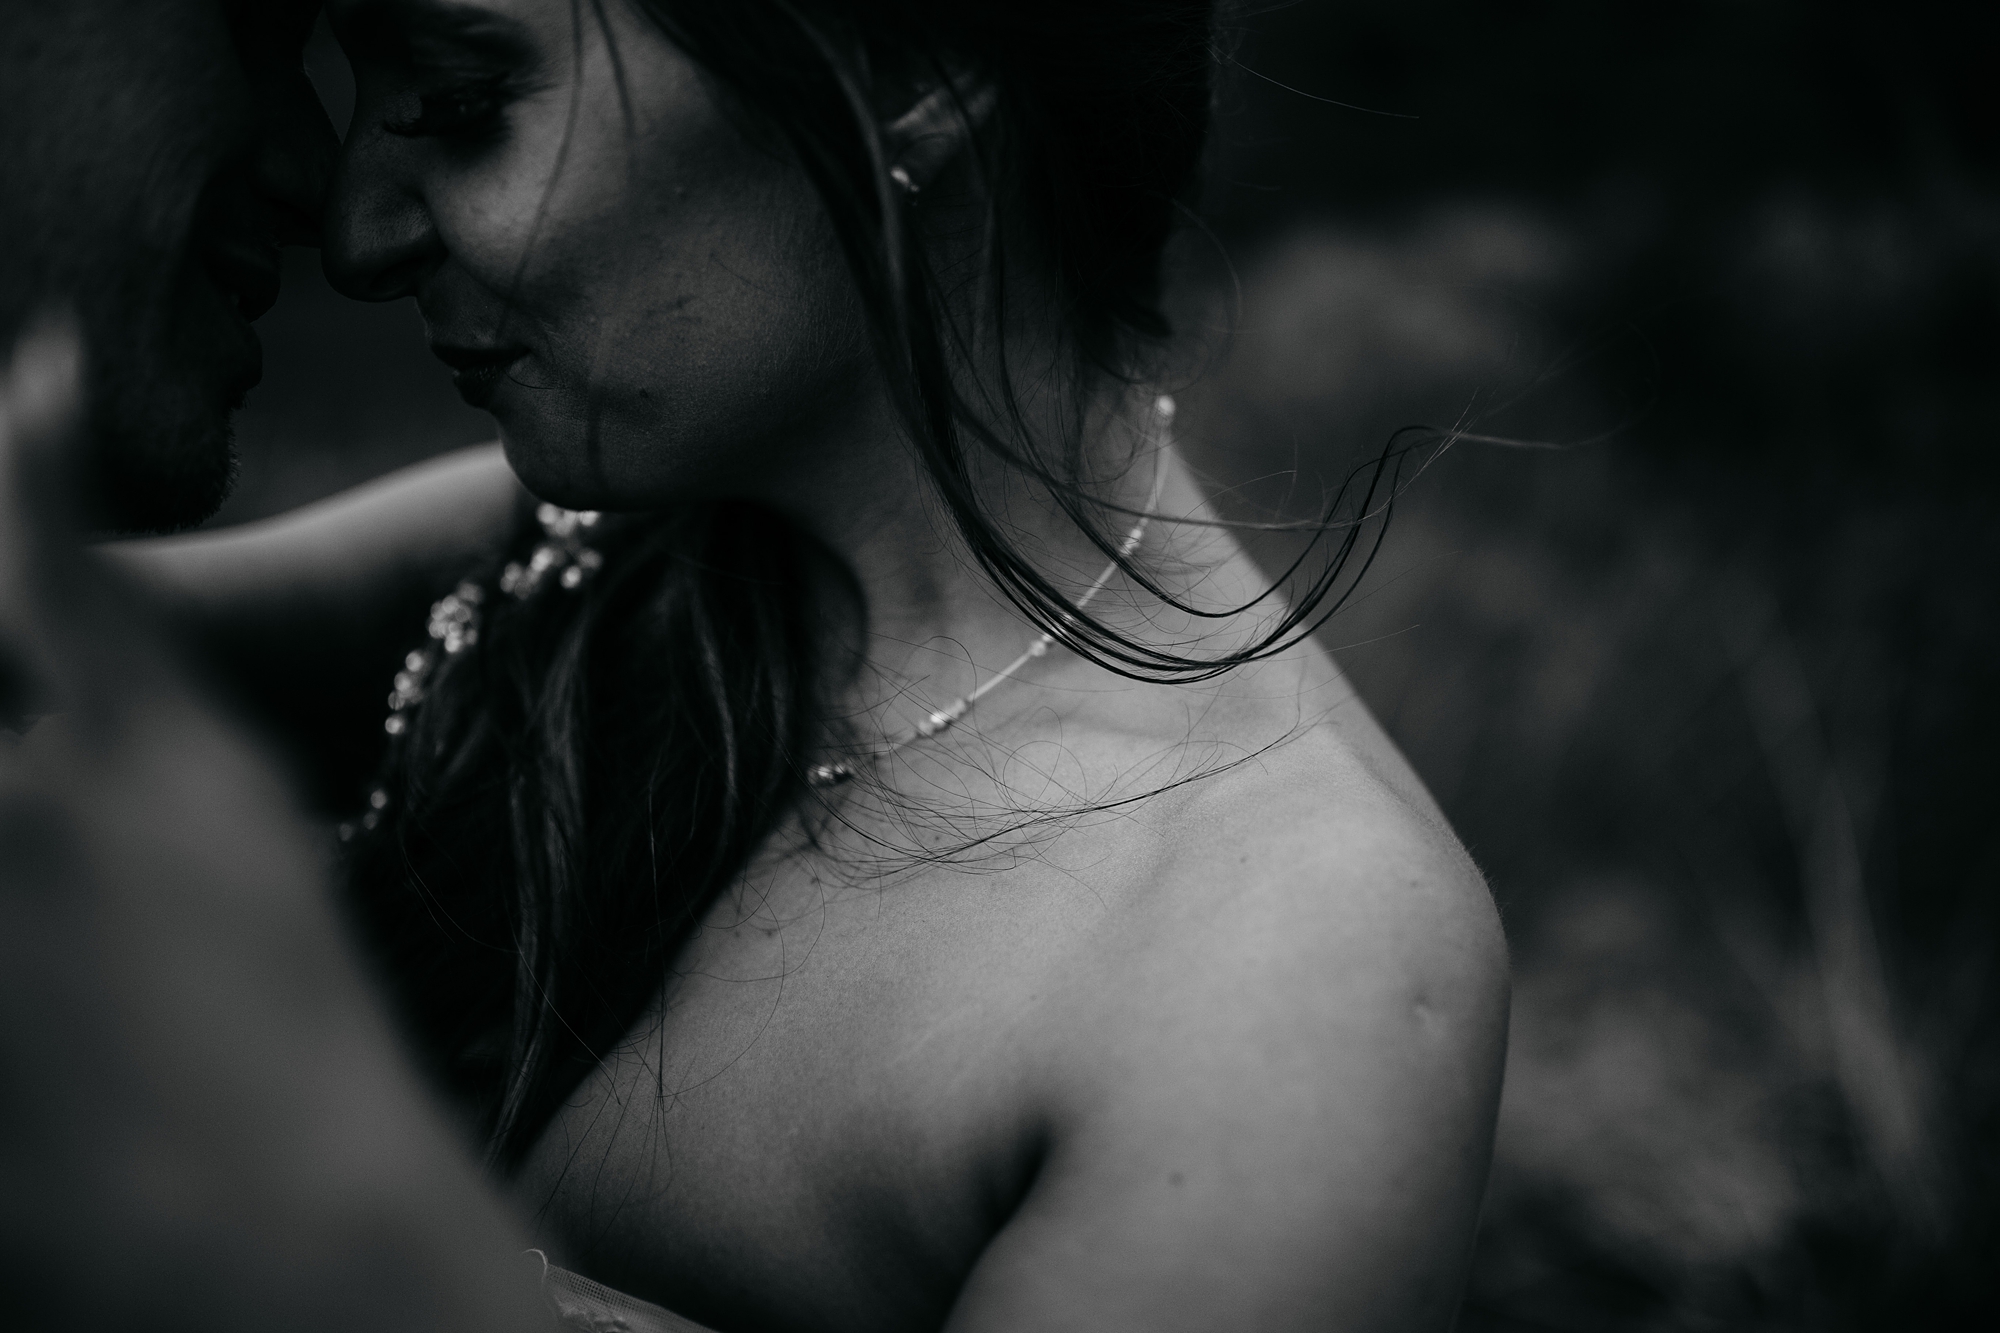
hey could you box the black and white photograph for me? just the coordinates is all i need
[1,2,1991,1329]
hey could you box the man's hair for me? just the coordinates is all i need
[0,3,247,534]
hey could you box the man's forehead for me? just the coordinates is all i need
[223,0,324,47]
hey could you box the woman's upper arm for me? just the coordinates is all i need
[946,801,1508,1333]
[103,443,523,804]
[110,442,520,614]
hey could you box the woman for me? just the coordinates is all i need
[112,0,1506,1327]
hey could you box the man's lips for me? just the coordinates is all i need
[430,342,528,409]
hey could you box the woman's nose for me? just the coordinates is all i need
[322,138,442,302]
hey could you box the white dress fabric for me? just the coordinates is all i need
[534,1255,719,1333]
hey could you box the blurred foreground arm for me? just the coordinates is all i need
[0,323,551,1331]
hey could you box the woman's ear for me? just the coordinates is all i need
[883,79,997,194]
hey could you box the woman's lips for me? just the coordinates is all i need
[429,343,528,409]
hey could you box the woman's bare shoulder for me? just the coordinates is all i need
[1171,720,1492,947]
[1076,722,1506,1072]
[949,727,1508,1329]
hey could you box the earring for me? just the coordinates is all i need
[889,164,920,197]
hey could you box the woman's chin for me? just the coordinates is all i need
[493,428,633,512]
[497,429,587,507]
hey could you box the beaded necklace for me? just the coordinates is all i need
[344,394,1172,831]
[804,393,1174,787]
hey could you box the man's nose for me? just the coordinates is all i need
[239,0,335,246]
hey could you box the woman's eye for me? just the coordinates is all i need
[385,81,509,140]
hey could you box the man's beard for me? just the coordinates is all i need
[85,345,242,535]
[73,247,250,534]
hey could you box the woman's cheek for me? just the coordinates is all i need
[433,160,563,293]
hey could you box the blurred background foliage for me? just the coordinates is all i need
[229,3,1996,1326]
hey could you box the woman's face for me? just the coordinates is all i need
[324,0,874,508]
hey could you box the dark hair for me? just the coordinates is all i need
[345,0,1390,1171]
[346,504,824,1163]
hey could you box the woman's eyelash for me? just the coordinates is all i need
[384,78,511,140]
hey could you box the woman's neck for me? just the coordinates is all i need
[746,381,1273,760]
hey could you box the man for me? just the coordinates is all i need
[0,5,555,1328]
[0,0,331,530]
